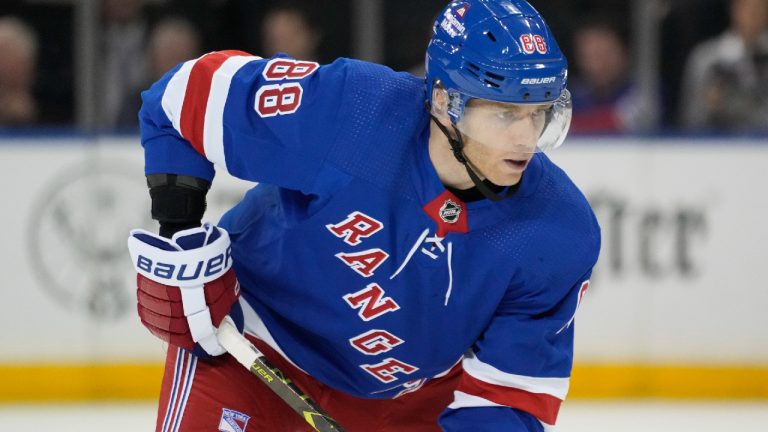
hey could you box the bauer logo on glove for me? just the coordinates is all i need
[128,223,233,286]
[127,223,243,357]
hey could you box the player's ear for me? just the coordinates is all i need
[431,87,450,121]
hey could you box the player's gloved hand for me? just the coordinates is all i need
[127,223,243,357]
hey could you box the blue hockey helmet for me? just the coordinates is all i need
[426,0,571,152]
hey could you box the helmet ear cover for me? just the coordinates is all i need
[429,82,455,120]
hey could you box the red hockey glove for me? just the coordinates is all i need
[127,223,241,356]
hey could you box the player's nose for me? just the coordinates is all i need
[503,122,538,153]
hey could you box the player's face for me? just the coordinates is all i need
[457,99,551,186]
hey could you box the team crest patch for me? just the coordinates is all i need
[218,408,250,432]
[439,199,462,224]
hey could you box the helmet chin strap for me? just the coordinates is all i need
[429,113,509,202]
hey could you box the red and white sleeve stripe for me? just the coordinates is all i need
[160,50,261,169]
[448,351,570,426]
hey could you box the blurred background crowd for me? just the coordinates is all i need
[0,0,766,134]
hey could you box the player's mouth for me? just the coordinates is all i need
[504,158,529,170]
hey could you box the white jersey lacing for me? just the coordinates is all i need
[389,228,455,306]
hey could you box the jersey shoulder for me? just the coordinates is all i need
[479,154,600,312]
[530,153,600,275]
[326,59,430,193]
[535,153,600,251]
[487,153,600,291]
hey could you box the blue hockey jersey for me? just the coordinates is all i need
[139,51,601,430]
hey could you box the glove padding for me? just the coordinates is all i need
[127,223,241,356]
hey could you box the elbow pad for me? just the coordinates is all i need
[146,174,211,238]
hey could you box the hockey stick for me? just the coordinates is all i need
[216,318,345,432]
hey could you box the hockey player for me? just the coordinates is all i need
[128,0,601,431]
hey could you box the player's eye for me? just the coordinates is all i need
[494,110,523,121]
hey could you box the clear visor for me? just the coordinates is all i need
[450,89,572,154]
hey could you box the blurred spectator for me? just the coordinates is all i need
[568,14,644,134]
[100,0,148,129]
[146,18,202,82]
[117,17,202,128]
[679,0,768,132]
[659,0,728,128]
[261,1,322,61]
[0,16,38,126]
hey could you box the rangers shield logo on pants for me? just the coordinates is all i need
[218,408,250,432]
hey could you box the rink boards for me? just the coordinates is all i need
[0,136,766,400]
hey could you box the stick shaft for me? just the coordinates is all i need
[217,318,344,432]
